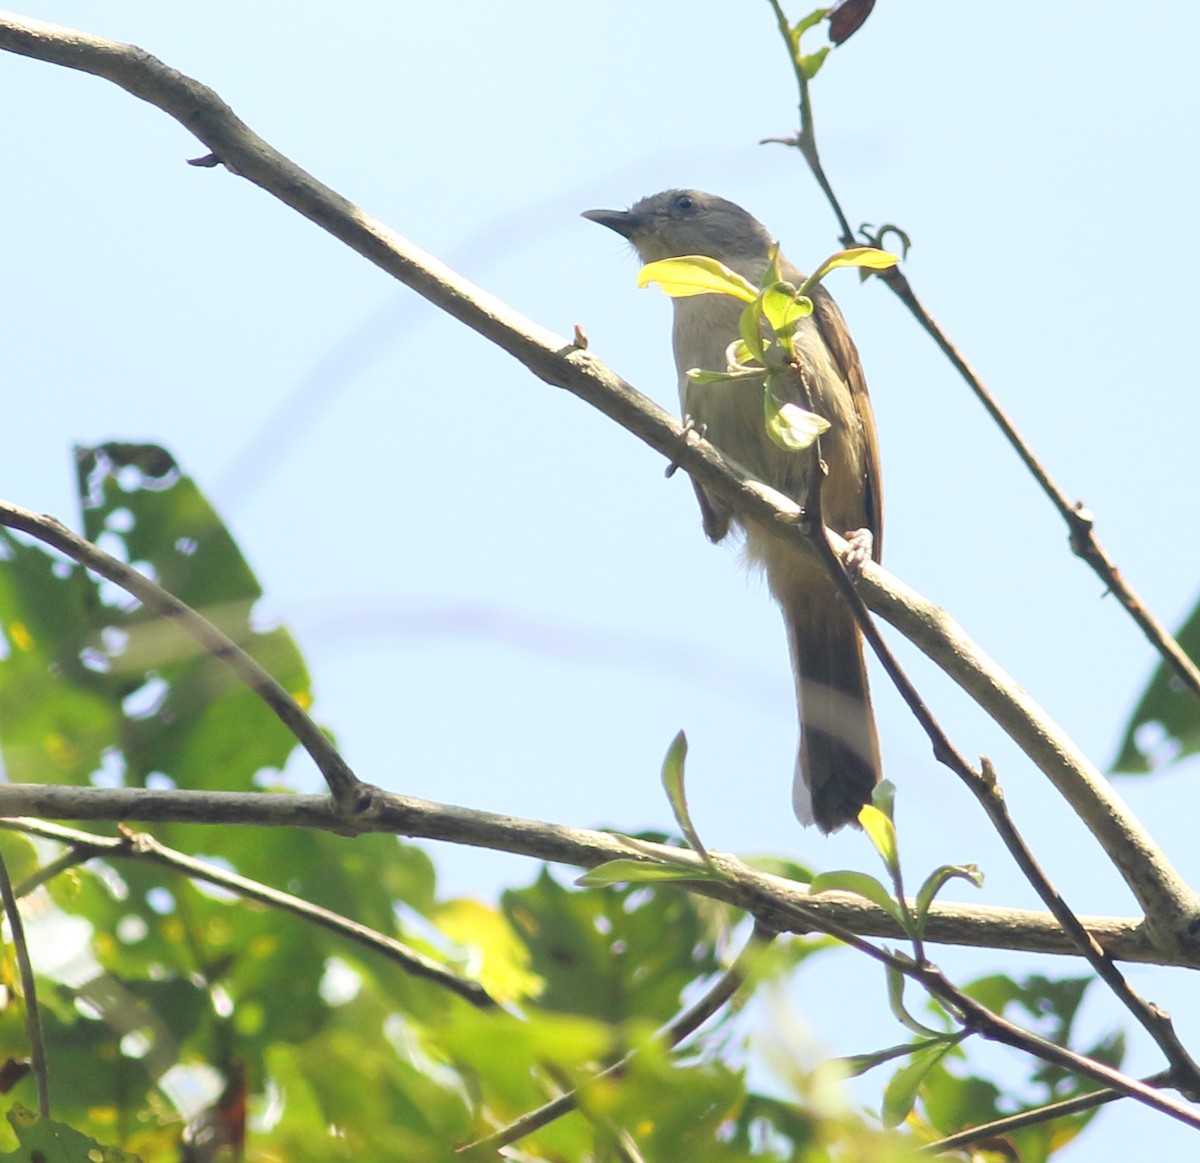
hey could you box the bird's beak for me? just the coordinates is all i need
[581,207,645,240]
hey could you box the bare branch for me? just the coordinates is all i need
[0,10,1195,948]
[762,3,1200,714]
[917,1073,1171,1156]
[0,501,366,808]
[0,786,1185,967]
[0,818,495,1009]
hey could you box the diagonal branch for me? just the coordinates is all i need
[0,817,496,1009]
[764,5,1200,708]
[457,922,776,1154]
[798,413,1200,1091]
[0,501,366,808]
[0,12,1195,948]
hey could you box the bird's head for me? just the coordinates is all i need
[583,189,772,266]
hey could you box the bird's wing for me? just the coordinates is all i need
[808,283,883,560]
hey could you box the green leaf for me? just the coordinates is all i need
[739,300,767,362]
[637,256,757,302]
[1113,594,1200,771]
[791,7,830,40]
[503,866,724,1025]
[809,869,906,929]
[764,393,831,452]
[577,858,724,887]
[760,281,813,334]
[1,1103,141,1162]
[660,730,711,862]
[886,962,946,1037]
[837,1035,956,1079]
[914,864,984,930]
[685,367,765,385]
[859,803,899,875]
[801,247,900,295]
[800,46,830,80]
[881,1038,955,1128]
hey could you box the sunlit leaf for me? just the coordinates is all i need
[765,395,830,452]
[801,47,830,80]
[760,281,813,334]
[637,256,757,301]
[739,300,767,362]
[802,247,900,294]
[859,803,899,875]
[686,367,765,385]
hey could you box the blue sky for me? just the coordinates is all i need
[4,2,1200,1156]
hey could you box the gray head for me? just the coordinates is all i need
[582,189,773,265]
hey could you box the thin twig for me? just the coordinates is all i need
[764,0,856,247]
[917,1071,1171,1156]
[878,265,1200,706]
[0,12,1191,938]
[458,922,776,1153]
[763,6,1200,706]
[13,843,102,898]
[0,818,495,1009]
[791,328,1200,1095]
[0,501,366,809]
[722,865,1200,1133]
[798,464,1200,1094]
[0,851,48,1116]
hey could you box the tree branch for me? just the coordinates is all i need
[763,4,1200,711]
[0,10,1195,948]
[0,817,496,1009]
[0,501,366,809]
[0,783,1186,967]
[0,850,48,1116]
[458,922,776,1154]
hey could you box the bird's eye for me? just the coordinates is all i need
[673,194,696,212]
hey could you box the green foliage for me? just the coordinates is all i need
[1113,592,1200,771]
[0,1103,136,1162]
[638,245,895,453]
[0,444,930,1160]
[915,974,1125,1160]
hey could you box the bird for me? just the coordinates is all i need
[583,189,883,832]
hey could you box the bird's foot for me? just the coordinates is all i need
[841,527,874,576]
[665,416,707,478]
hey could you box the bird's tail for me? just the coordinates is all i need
[774,571,881,832]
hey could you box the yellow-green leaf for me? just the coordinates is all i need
[638,256,758,302]
[761,282,813,334]
[686,367,765,385]
[802,247,900,294]
[859,803,899,874]
[765,395,830,452]
[738,301,767,362]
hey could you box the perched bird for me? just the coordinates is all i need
[583,189,883,832]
